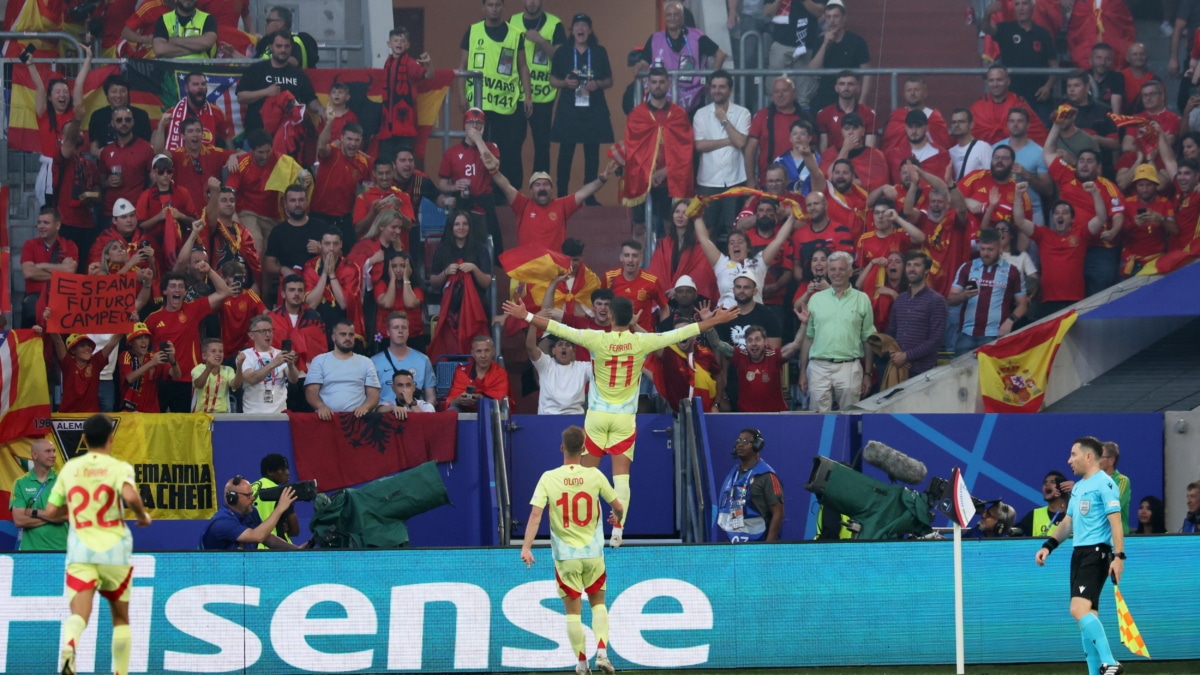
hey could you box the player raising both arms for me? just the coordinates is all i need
[522,426,624,675]
[44,414,152,675]
[504,297,738,547]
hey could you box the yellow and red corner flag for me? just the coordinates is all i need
[1114,585,1151,659]
[976,310,1077,413]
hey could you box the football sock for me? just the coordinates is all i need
[62,615,86,653]
[1080,623,1101,675]
[591,604,609,658]
[566,614,586,662]
[111,624,132,675]
[1080,612,1117,665]
[613,475,630,527]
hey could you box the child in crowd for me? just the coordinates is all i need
[191,338,242,413]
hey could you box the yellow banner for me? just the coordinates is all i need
[47,413,216,520]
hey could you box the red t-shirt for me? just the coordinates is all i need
[59,352,109,413]
[21,237,78,297]
[747,106,805,179]
[1047,157,1126,248]
[37,110,71,158]
[170,145,231,209]
[320,111,360,143]
[1120,68,1156,106]
[438,141,499,197]
[226,153,283,220]
[603,269,668,332]
[98,138,155,216]
[374,283,425,339]
[1136,108,1181,141]
[562,313,612,362]
[186,102,235,147]
[820,148,892,193]
[218,290,267,355]
[1121,195,1174,264]
[352,186,415,224]
[146,299,214,381]
[960,169,1032,234]
[788,220,856,269]
[744,225,792,305]
[135,186,198,248]
[311,145,370,217]
[731,347,787,412]
[816,103,877,152]
[119,352,169,413]
[196,0,248,29]
[855,228,912,268]
[1032,222,1089,302]
[918,210,968,297]
[1172,188,1200,252]
[826,186,869,241]
[511,192,582,251]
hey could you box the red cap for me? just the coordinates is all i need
[464,108,485,124]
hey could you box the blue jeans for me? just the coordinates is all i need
[954,333,994,357]
[1084,246,1121,298]
[98,378,117,413]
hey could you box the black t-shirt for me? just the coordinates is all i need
[550,45,613,108]
[521,13,567,54]
[994,21,1054,101]
[153,11,218,39]
[1087,69,1126,110]
[1072,101,1117,139]
[784,0,827,49]
[640,31,720,63]
[265,216,330,271]
[88,106,153,148]
[253,32,321,68]
[717,302,783,348]
[238,61,316,131]
[811,31,870,109]
[459,23,526,52]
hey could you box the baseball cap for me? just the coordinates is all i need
[571,13,592,26]
[464,108,485,124]
[674,275,696,291]
[1132,163,1159,185]
[127,322,151,341]
[112,198,136,217]
[840,112,865,129]
[528,171,554,187]
[66,334,95,352]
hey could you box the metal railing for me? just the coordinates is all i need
[491,397,512,546]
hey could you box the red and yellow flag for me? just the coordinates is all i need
[977,311,1077,413]
[0,330,51,445]
[7,62,121,154]
[1114,585,1150,659]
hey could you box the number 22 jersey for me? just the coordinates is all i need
[48,452,138,566]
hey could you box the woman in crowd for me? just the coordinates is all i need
[647,200,719,302]
[694,211,794,309]
[28,45,89,209]
[374,251,426,353]
[427,211,491,359]
[1133,495,1167,535]
[549,13,614,202]
[791,245,831,313]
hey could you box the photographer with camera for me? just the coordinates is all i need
[1016,470,1073,538]
[964,501,1017,538]
[717,429,784,542]
[250,454,300,546]
[200,475,303,550]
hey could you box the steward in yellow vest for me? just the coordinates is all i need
[152,0,217,59]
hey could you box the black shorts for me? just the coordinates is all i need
[1070,544,1112,610]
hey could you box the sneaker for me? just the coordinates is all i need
[594,655,615,673]
[60,641,76,675]
[609,527,623,549]
[1099,663,1124,675]
[575,661,592,674]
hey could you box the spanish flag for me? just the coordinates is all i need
[1,187,10,313]
[498,246,582,335]
[7,63,131,154]
[416,69,455,159]
[976,311,1077,413]
[0,330,51,445]
[1133,250,1200,276]
[1114,585,1150,659]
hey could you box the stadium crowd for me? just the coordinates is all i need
[9,0,1200,422]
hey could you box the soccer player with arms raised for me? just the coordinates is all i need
[1034,436,1126,675]
[44,414,152,675]
[521,426,624,675]
[504,296,738,547]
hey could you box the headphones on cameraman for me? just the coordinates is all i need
[225,475,246,506]
[748,429,764,451]
[991,502,1016,536]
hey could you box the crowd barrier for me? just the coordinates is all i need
[2,537,1196,673]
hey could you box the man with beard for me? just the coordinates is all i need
[959,145,1033,236]
[904,168,968,299]
[158,117,232,210]
[693,70,751,237]
[745,77,808,188]
[1120,163,1176,276]
[884,109,950,182]
[1012,182,1107,318]
[718,274,782,351]
[392,148,450,258]
[790,192,857,285]
[806,0,872,112]
[486,157,613,251]
[236,31,325,133]
[620,67,694,236]
[735,199,794,322]
[194,177,261,287]
[266,186,328,300]
[1043,135,1126,295]
[819,113,890,192]
[947,108,993,182]
[969,65,1048,145]
[886,250,947,377]
[89,199,156,275]
[730,325,786,412]
[97,106,156,227]
[303,229,364,341]
[305,319,380,419]
[1086,43,1125,114]
[823,158,870,240]
[816,71,876,154]
[159,73,234,152]
[881,76,951,158]
[995,107,1052,225]
[353,159,415,241]
[147,264,233,411]
[947,228,1028,355]
[310,121,370,245]
[270,275,328,411]
[980,0,1057,121]
[152,0,217,58]
[525,317,589,415]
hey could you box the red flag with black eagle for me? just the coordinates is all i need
[288,411,457,491]
[426,272,490,362]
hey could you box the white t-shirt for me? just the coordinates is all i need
[88,334,116,380]
[714,252,766,308]
[693,102,752,188]
[239,347,289,414]
[948,139,993,180]
[532,354,591,415]
[1001,251,1038,280]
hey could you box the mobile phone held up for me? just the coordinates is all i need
[281,339,293,353]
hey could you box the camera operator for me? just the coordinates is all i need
[250,454,299,546]
[1016,470,1073,538]
[200,475,304,550]
[717,429,784,542]
[965,501,1017,538]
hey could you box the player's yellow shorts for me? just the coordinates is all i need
[583,410,636,460]
[554,557,607,599]
[66,563,134,603]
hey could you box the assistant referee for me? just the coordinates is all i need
[1034,436,1126,675]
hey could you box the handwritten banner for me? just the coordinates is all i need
[47,271,138,334]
